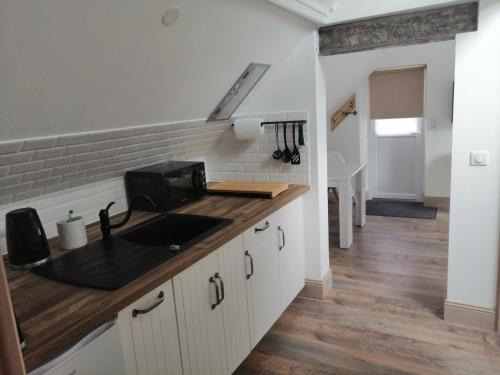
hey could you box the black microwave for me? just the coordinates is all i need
[125,161,207,212]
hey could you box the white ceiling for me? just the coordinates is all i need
[265,0,466,25]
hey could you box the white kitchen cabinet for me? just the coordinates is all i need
[118,280,183,375]
[243,216,282,347]
[174,251,228,375]
[217,236,252,373]
[276,197,305,311]
[174,236,252,375]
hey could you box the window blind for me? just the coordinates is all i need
[369,66,425,119]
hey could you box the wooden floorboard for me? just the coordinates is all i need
[236,194,500,375]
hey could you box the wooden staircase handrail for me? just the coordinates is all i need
[331,94,357,131]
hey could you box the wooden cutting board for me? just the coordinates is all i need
[208,181,289,198]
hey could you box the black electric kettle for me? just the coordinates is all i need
[6,207,50,269]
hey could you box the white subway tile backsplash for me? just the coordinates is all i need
[0,119,228,205]
[21,138,57,151]
[207,111,309,185]
[43,155,74,168]
[14,189,44,202]
[0,151,34,166]
[0,178,127,251]
[235,173,252,181]
[91,140,117,152]
[72,152,100,163]
[0,196,13,206]
[33,147,66,160]
[2,182,33,195]
[65,143,93,155]
[270,174,288,183]
[32,176,62,189]
[53,165,77,176]
[10,160,45,174]
[0,113,306,243]
[0,174,22,187]
[61,171,86,183]
[85,132,111,143]
[21,169,53,182]
[226,164,243,172]
[56,134,87,147]
[0,142,23,155]
[287,174,308,184]
[85,166,109,177]
[251,173,270,182]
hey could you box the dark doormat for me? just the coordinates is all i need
[366,199,437,219]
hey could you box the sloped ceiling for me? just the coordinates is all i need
[0,0,314,141]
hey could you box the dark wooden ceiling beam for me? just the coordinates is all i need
[319,2,478,56]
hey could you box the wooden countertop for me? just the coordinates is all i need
[5,185,309,372]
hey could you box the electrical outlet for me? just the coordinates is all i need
[470,151,490,166]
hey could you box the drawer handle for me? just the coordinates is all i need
[209,276,221,310]
[132,291,164,317]
[254,221,270,233]
[214,273,225,303]
[278,226,285,251]
[245,251,254,280]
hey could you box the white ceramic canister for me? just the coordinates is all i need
[56,210,88,250]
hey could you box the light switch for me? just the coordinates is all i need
[470,151,490,166]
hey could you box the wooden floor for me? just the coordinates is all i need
[236,194,500,375]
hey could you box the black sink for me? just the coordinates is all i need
[119,213,232,249]
[32,214,232,290]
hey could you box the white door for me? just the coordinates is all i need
[118,280,183,375]
[276,198,305,311]
[370,118,424,200]
[217,237,252,373]
[243,216,281,347]
[174,252,227,375]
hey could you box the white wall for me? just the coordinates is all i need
[321,41,455,198]
[263,0,461,25]
[326,0,463,24]
[240,33,331,282]
[447,0,500,310]
[0,0,331,285]
[0,0,313,141]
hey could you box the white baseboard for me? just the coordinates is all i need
[423,196,450,210]
[444,300,496,330]
[300,268,333,299]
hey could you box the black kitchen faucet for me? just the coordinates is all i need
[99,195,157,241]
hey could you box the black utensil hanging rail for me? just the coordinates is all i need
[231,120,307,127]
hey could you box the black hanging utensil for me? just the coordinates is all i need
[298,122,305,146]
[272,124,283,160]
[291,123,301,165]
[282,123,292,163]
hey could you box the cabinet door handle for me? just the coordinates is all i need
[245,250,254,280]
[209,276,221,310]
[254,221,270,233]
[278,226,285,251]
[132,291,164,317]
[214,273,225,303]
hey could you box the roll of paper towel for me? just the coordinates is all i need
[57,214,88,250]
[233,118,265,140]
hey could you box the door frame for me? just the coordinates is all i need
[368,118,425,201]
[367,67,427,202]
